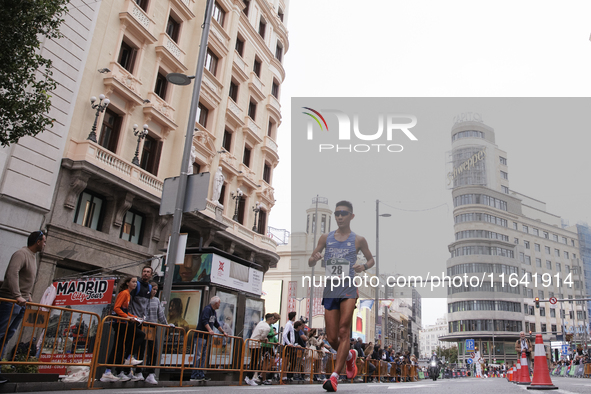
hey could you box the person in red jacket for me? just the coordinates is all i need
[100,277,145,382]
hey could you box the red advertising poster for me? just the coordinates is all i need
[53,279,114,306]
[39,279,114,374]
[288,281,296,312]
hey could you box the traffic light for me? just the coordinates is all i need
[535,297,540,308]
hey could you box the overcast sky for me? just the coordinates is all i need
[267,0,591,327]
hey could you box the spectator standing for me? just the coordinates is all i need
[293,321,308,380]
[282,311,296,345]
[281,311,297,381]
[125,265,153,381]
[100,277,145,382]
[139,282,170,385]
[515,331,533,372]
[261,313,280,384]
[244,313,278,386]
[190,296,227,381]
[0,231,46,357]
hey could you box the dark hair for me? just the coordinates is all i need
[288,311,297,321]
[27,231,45,247]
[335,200,353,213]
[149,281,158,287]
[142,265,153,273]
[294,321,302,329]
[118,276,134,292]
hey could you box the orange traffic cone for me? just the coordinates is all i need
[508,367,512,382]
[513,361,521,384]
[516,351,531,385]
[527,334,557,390]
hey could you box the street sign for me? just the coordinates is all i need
[465,339,475,352]
[160,172,211,215]
[467,358,473,364]
[561,344,569,356]
[549,297,557,305]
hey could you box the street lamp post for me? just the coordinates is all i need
[131,124,149,166]
[375,199,391,342]
[160,0,215,308]
[308,195,320,326]
[231,188,243,221]
[87,94,110,142]
[252,202,261,232]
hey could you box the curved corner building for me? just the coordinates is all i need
[441,118,586,366]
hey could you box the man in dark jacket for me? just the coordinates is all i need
[190,296,228,381]
[127,265,153,381]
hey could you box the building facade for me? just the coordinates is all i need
[419,317,451,358]
[574,223,591,334]
[0,1,101,278]
[26,0,288,302]
[442,119,586,365]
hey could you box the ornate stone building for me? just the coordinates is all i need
[28,0,289,299]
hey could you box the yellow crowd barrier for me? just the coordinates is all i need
[0,298,101,388]
[239,339,281,384]
[90,315,186,388]
[179,329,244,386]
[0,300,472,387]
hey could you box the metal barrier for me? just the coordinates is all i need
[90,315,187,387]
[179,329,243,386]
[0,298,101,388]
[279,344,305,382]
[239,339,282,385]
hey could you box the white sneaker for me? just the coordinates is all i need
[145,374,158,385]
[124,357,143,366]
[100,372,119,382]
[246,377,258,386]
[116,371,131,381]
[130,372,144,381]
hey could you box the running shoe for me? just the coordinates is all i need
[322,375,338,392]
[345,349,358,379]
[100,372,119,382]
[123,357,143,366]
[145,373,158,385]
[116,371,131,381]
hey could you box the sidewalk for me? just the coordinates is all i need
[0,379,239,393]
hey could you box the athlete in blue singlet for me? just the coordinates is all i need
[308,200,374,392]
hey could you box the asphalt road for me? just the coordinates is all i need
[33,376,591,394]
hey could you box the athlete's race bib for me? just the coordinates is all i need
[325,258,349,277]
